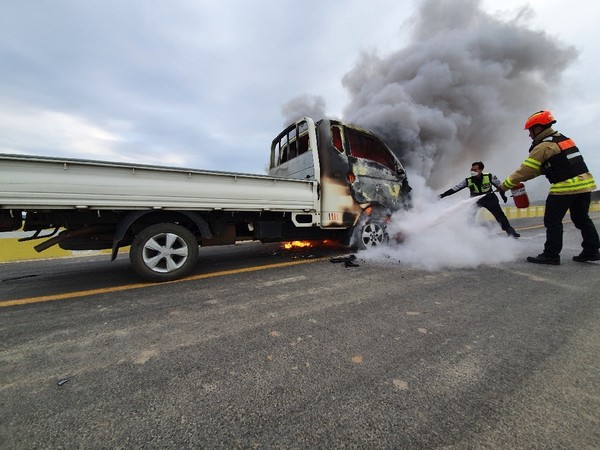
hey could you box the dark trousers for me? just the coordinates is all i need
[476,193,511,230]
[543,192,600,257]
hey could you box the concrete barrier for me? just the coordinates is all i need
[0,238,114,263]
[0,231,118,263]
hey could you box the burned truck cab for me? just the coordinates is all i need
[269,117,411,248]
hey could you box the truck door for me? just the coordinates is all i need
[318,123,361,228]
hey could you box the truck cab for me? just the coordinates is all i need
[269,117,411,241]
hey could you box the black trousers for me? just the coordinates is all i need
[543,192,600,257]
[476,193,511,230]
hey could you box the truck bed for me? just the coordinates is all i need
[0,154,318,212]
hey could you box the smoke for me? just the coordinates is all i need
[362,174,521,270]
[341,0,578,189]
[281,94,327,127]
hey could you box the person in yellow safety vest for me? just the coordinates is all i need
[439,161,520,238]
[500,110,600,265]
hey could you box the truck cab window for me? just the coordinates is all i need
[297,133,309,155]
[287,140,298,160]
[331,126,343,153]
[275,122,311,166]
[280,145,288,163]
[346,128,396,172]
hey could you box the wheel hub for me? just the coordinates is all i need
[142,232,189,273]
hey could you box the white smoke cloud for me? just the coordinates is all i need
[362,174,520,270]
[341,0,578,190]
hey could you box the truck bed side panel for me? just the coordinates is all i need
[0,155,318,213]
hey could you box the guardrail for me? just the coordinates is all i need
[480,200,600,220]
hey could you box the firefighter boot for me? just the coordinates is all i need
[573,250,600,262]
[527,253,560,265]
[505,227,520,238]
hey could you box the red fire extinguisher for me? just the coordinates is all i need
[511,183,530,208]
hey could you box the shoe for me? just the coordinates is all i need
[573,251,600,262]
[526,253,560,265]
[506,227,520,238]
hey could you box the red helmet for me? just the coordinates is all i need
[524,110,556,130]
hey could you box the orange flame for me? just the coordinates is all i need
[282,240,313,249]
[281,240,333,250]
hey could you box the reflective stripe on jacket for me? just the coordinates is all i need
[502,128,597,195]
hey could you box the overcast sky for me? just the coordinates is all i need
[1,0,598,198]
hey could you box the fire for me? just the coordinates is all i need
[282,240,313,249]
[281,240,334,250]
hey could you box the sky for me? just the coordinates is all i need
[1,0,598,200]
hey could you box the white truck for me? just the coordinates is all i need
[0,117,411,281]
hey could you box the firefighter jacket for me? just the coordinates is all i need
[501,128,597,195]
[440,173,503,198]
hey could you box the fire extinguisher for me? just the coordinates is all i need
[511,183,530,208]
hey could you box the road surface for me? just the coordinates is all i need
[1,218,599,448]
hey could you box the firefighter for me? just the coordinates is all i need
[439,161,520,238]
[500,110,600,265]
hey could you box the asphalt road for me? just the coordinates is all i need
[1,218,599,448]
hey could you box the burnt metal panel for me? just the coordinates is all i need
[347,156,404,210]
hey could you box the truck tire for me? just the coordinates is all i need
[350,209,389,250]
[130,223,199,282]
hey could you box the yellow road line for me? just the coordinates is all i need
[0,257,327,308]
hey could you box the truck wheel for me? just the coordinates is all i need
[350,210,389,250]
[130,223,199,282]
